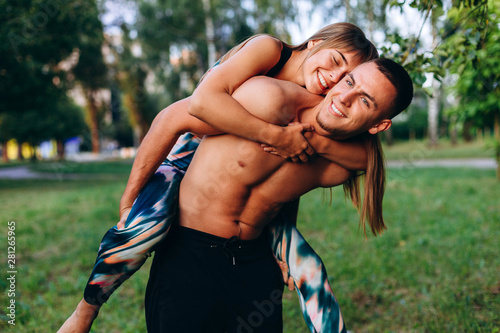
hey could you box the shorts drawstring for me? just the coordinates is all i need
[211,236,241,265]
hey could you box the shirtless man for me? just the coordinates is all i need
[145,58,413,332]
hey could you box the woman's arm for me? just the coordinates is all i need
[118,97,220,222]
[188,35,314,162]
[303,132,368,171]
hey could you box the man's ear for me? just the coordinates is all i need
[307,39,323,50]
[368,119,392,135]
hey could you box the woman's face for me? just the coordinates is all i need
[302,41,363,95]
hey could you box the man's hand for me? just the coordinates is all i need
[116,207,132,230]
[261,123,315,162]
[277,260,295,291]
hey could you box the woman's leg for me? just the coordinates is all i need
[59,134,201,333]
[268,213,347,333]
[84,162,184,306]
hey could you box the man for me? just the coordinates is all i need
[145,58,413,332]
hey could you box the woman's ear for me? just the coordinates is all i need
[307,39,323,50]
[368,119,392,135]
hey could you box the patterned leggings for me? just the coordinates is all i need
[83,133,346,333]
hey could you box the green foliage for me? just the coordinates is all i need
[391,108,429,140]
[445,0,500,127]
[0,0,106,149]
[380,0,489,87]
[130,0,299,103]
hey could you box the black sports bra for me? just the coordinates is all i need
[265,45,292,78]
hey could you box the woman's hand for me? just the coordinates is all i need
[116,207,132,230]
[262,123,316,162]
[277,260,295,291]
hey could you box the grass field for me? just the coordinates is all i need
[0,163,499,332]
[382,139,497,161]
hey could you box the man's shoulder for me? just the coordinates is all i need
[243,77,315,108]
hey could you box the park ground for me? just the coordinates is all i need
[0,140,499,332]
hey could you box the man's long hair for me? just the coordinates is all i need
[343,134,386,236]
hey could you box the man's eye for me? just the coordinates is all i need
[362,98,369,106]
[346,80,353,87]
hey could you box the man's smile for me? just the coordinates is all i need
[329,101,347,118]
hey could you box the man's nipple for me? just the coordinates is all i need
[238,160,246,167]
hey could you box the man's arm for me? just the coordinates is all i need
[304,132,367,171]
[118,77,298,225]
[119,97,220,221]
[231,76,368,171]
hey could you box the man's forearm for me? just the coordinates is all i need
[306,132,367,171]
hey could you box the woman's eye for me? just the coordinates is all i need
[346,80,353,87]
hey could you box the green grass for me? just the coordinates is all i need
[0,167,499,332]
[0,159,133,174]
[28,159,134,175]
[299,168,499,332]
[0,160,34,169]
[382,139,496,161]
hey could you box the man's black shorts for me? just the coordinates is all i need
[145,225,284,332]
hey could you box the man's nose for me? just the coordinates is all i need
[339,90,352,107]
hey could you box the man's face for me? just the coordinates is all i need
[315,61,396,139]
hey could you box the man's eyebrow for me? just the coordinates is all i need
[347,73,378,110]
[336,50,348,65]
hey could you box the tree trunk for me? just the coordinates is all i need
[133,125,141,148]
[201,0,217,67]
[450,115,458,145]
[2,142,8,162]
[427,16,440,147]
[496,141,500,181]
[494,112,500,181]
[86,91,100,153]
[463,120,473,142]
[17,142,24,161]
[494,112,500,141]
[427,77,440,147]
[30,146,37,161]
[57,140,65,160]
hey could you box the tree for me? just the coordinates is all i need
[71,0,108,154]
[48,97,87,159]
[0,0,109,158]
[427,7,444,147]
[103,0,300,146]
[444,0,500,178]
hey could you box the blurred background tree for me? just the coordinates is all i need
[0,0,104,158]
